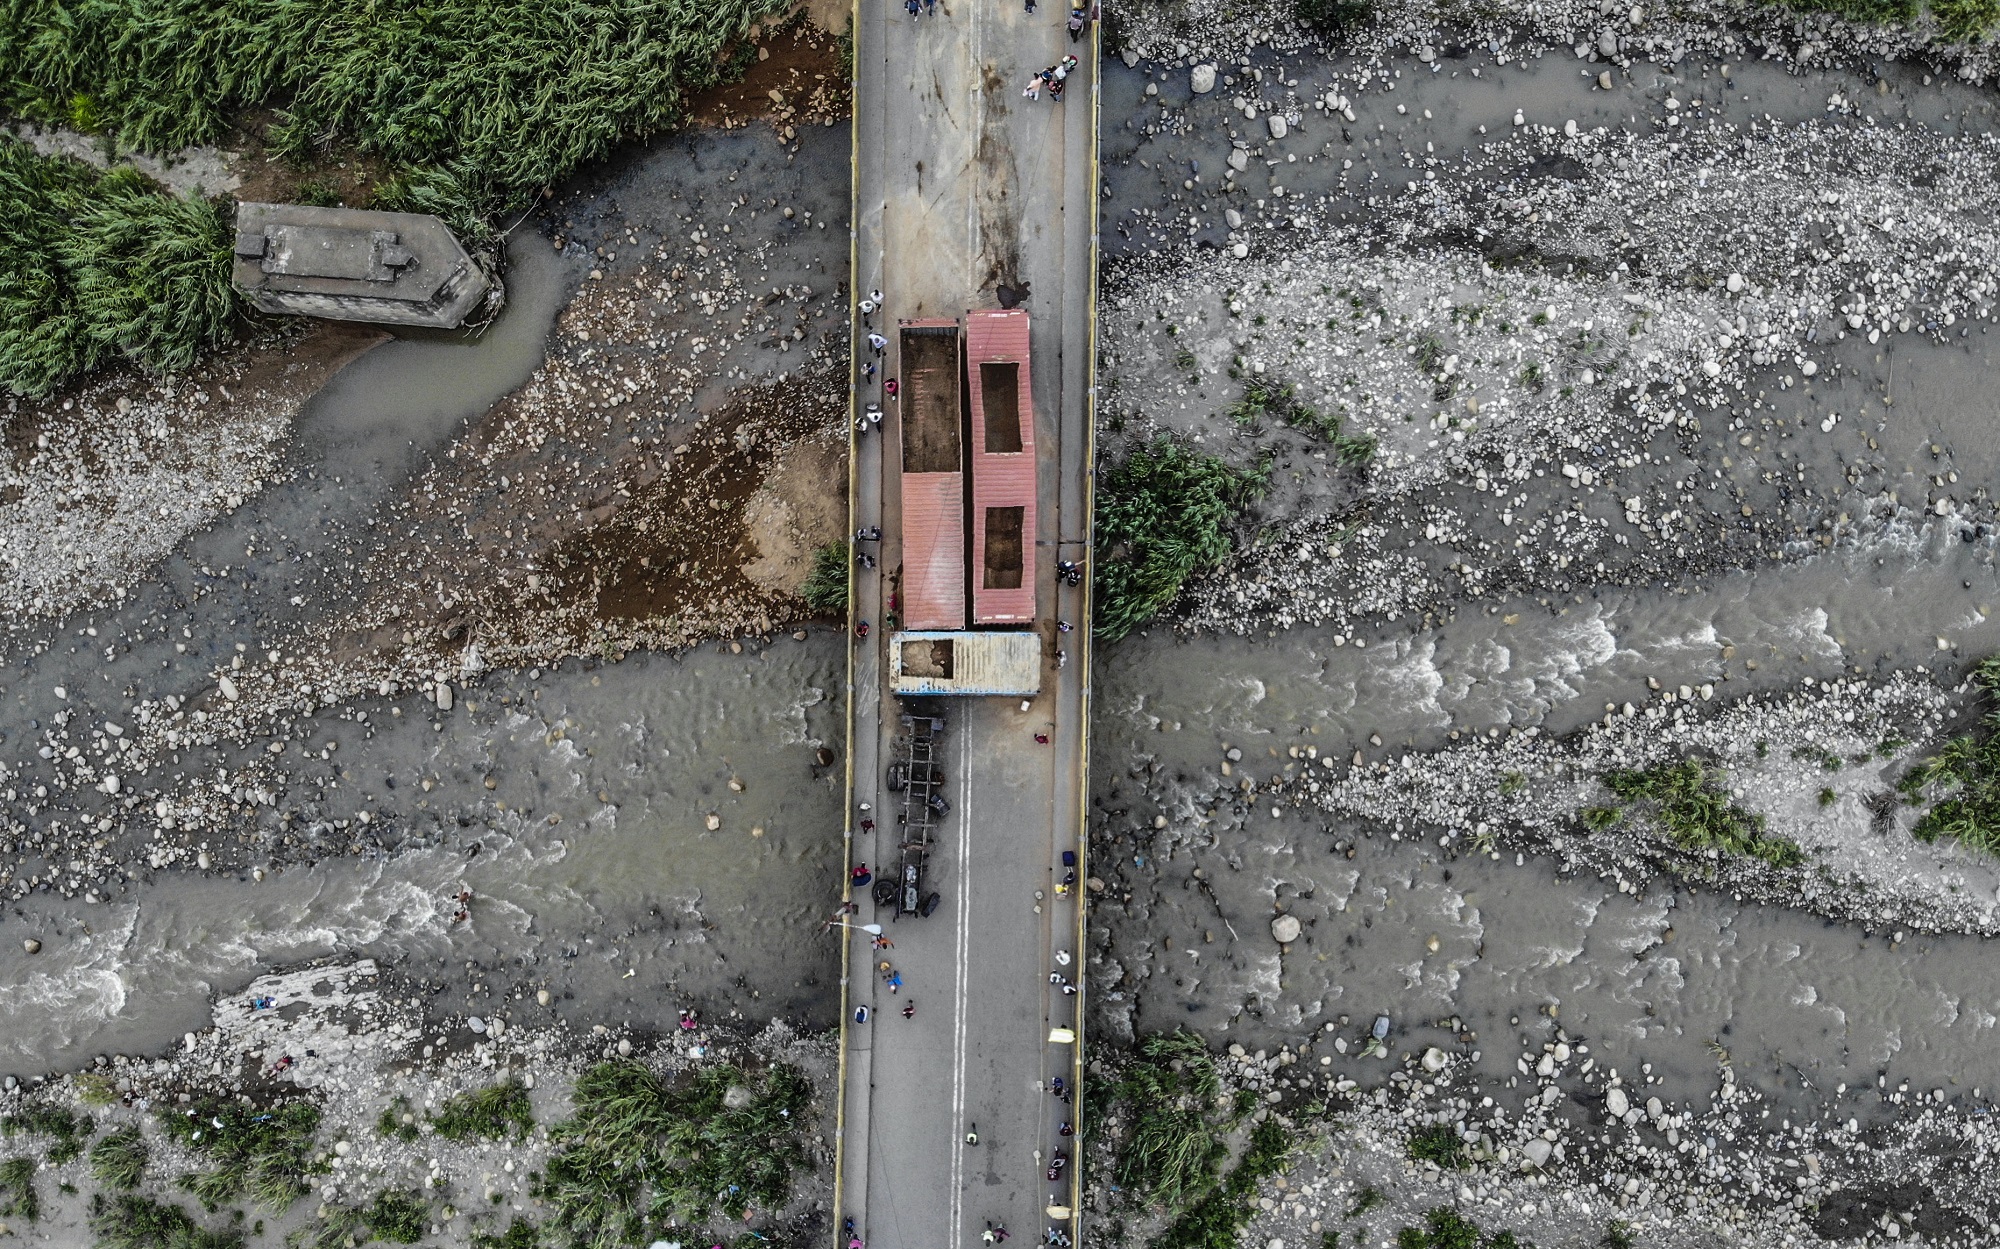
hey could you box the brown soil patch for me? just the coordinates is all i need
[223,110,398,210]
[690,17,850,137]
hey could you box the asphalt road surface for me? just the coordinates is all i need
[834,0,1100,1247]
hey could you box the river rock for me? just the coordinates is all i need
[1191,64,1217,94]
[1225,207,1243,227]
[1523,1138,1554,1168]
[1271,914,1302,943]
[537,989,551,1006]
[1646,1095,1664,1120]
[617,1038,634,1056]
[723,1084,754,1109]
[1607,1087,1629,1117]
[219,674,240,702]
[1266,114,1288,140]
[1421,1047,1448,1073]
[1598,70,1615,89]
[21,938,39,955]
[1597,28,1619,55]
[467,1016,488,1034]
[436,683,454,712]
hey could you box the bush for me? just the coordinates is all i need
[0,137,236,397]
[160,1098,320,1212]
[89,1194,243,1249]
[1094,440,1259,642]
[432,1080,534,1142]
[89,1127,149,1190]
[0,0,790,230]
[801,541,850,615]
[538,1061,812,1248]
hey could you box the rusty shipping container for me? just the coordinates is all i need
[965,309,1037,626]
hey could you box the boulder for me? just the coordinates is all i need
[1266,115,1288,140]
[1421,1047,1448,1073]
[1191,64,1217,94]
[1271,914,1302,944]
[1522,1138,1554,1168]
[1606,1087,1629,1117]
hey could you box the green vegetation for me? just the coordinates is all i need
[376,1097,420,1144]
[801,542,851,615]
[286,1193,428,1249]
[1111,1031,1229,1211]
[89,1194,243,1249]
[1395,1209,1533,1249]
[1094,440,1261,642]
[2,1102,92,1164]
[432,1079,534,1142]
[1152,1117,1293,1249]
[1772,0,2000,40]
[0,136,237,397]
[0,0,788,235]
[89,1127,150,1190]
[1225,379,1377,467]
[1590,758,1804,868]
[473,1219,542,1249]
[1600,1220,1636,1249]
[1295,0,1374,37]
[0,1156,38,1222]
[363,1191,429,1243]
[1900,655,2000,852]
[1347,1187,1385,1218]
[1406,1123,1469,1170]
[76,1073,121,1108]
[537,1060,811,1248]
[160,1098,321,1212]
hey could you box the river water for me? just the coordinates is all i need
[0,636,845,1073]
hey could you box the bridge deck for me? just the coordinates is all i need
[835,0,1098,1246]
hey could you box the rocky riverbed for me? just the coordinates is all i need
[1081,1,2000,1245]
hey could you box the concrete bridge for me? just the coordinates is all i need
[832,0,1100,1245]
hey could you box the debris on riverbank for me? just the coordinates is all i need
[0,958,836,1248]
[1087,1026,2000,1249]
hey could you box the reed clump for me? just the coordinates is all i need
[801,541,850,615]
[1111,1031,1229,1212]
[431,1079,534,1142]
[1152,1118,1293,1249]
[537,1060,813,1249]
[1590,758,1804,868]
[1,1101,92,1165]
[160,1097,321,1213]
[0,0,789,234]
[1094,440,1262,642]
[88,1193,243,1249]
[0,136,235,397]
[1894,654,2000,854]
[89,1127,150,1190]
